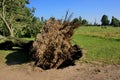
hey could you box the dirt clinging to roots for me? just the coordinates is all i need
[29,18,83,70]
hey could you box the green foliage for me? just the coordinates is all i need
[0,0,42,37]
[15,17,43,38]
[111,16,120,27]
[0,21,9,36]
[71,16,88,26]
[71,18,79,25]
[79,16,82,25]
[82,19,88,25]
[0,0,29,36]
[0,25,9,36]
[101,14,110,26]
[72,18,79,23]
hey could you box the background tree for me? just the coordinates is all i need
[41,16,44,22]
[101,14,109,26]
[21,17,43,38]
[71,16,82,26]
[71,18,79,25]
[82,19,88,25]
[110,16,120,27]
[79,16,82,25]
[0,0,41,37]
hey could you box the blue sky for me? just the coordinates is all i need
[27,0,120,24]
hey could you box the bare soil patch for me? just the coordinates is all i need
[0,62,120,80]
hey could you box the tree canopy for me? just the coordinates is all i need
[101,15,109,26]
[0,0,43,37]
[71,16,88,26]
[111,16,120,27]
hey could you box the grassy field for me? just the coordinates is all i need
[75,26,120,40]
[0,49,29,65]
[0,26,120,65]
[72,26,120,64]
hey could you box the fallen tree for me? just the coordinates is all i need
[0,35,33,50]
[29,18,84,70]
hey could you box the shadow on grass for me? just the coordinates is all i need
[5,49,30,65]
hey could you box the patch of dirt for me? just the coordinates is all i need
[0,62,120,80]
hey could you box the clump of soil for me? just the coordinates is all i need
[29,17,83,69]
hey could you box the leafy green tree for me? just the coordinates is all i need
[110,16,120,27]
[0,0,31,37]
[79,16,82,25]
[41,16,44,22]
[101,15,109,26]
[71,16,84,26]
[71,18,79,24]
[82,19,88,25]
[22,17,43,38]
[70,18,80,27]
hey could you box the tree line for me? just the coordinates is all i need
[72,14,120,27]
[101,15,120,27]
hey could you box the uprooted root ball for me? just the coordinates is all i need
[29,18,84,70]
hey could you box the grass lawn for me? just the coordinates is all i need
[72,26,120,64]
[76,26,120,40]
[0,26,120,65]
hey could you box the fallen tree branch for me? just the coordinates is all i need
[0,36,33,50]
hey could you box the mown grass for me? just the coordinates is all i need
[0,50,12,63]
[0,38,33,65]
[0,37,32,64]
[72,26,120,64]
[0,26,120,65]
[75,26,120,40]
[0,49,29,65]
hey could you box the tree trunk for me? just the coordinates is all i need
[0,15,14,37]
[9,28,14,37]
[0,0,14,37]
